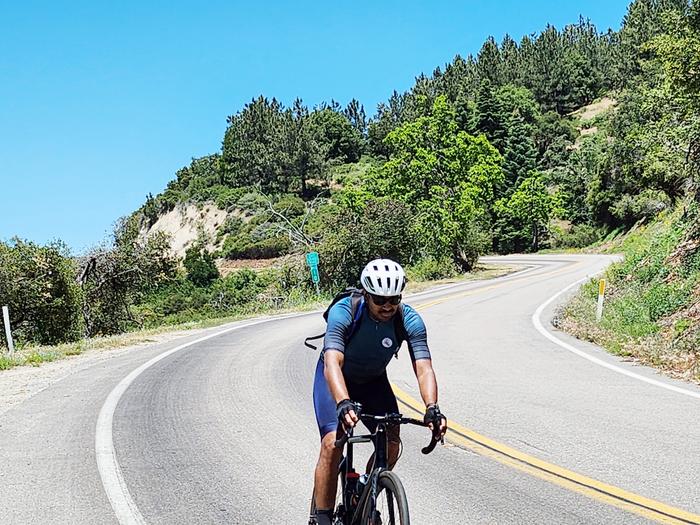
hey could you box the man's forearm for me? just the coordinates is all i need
[324,358,350,403]
[416,364,438,406]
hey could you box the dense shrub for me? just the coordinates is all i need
[273,194,306,217]
[217,215,244,239]
[210,269,270,310]
[549,223,604,249]
[144,279,212,319]
[610,190,672,227]
[238,192,269,215]
[184,246,220,286]
[317,198,418,289]
[221,235,292,259]
[406,257,458,281]
[0,239,83,345]
[139,266,300,326]
[214,187,250,210]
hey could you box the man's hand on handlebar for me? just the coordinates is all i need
[336,399,360,430]
[424,403,447,439]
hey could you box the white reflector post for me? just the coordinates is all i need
[2,305,14,355]
[596,279,606,322]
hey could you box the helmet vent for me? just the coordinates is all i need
[360,258,406,296]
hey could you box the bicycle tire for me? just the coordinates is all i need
[360,471,410,525]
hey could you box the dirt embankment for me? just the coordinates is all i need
[569,97,617,146]
[140,203,228,258]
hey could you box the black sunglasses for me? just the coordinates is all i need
[369,293,402,306]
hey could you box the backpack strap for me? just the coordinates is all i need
[344,294,364,343]
[304,333,325,350]
[392,304,409,359]
[304,293,364,351]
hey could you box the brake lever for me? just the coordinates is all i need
[421,422,445,455]
[334,425,351,449]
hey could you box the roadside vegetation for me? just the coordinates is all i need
[558,204,700,382]
[0,263,516,371]
[2,0,699,379]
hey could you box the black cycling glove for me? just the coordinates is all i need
[336,399,359,422]
[424,403,445,430]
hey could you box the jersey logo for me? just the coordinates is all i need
[382,337,393,348]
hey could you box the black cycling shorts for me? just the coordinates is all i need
[312,358,399,438]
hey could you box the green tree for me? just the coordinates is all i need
[617,0,687,82]
[344,98,368,136]
[221,96,330,196]
[651,2,700,191]
[222,96,288,191]
[80,218,177,335]
[289,99,328,196]
[535,111,577,170]
[184,246,220,287]
[0,239,83,345]
[373,96,504,269]
[476,80,506,149]
[308,108,363,163]
[496,85,540,188]
[317,198,418,289]
[367,91,407,158]
[476,36,503,85]
[494,173,556,252]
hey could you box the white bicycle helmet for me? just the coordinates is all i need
[360,258,406,296]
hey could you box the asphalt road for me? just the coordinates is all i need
[1,254,699,524]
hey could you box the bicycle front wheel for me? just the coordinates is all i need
[361,471,410,525]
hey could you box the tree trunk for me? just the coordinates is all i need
[531,222,539,252]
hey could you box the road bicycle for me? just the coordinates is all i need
[310,408,442,525]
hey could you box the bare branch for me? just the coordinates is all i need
[256,191,319,249]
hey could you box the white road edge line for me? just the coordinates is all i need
[532,275,700,400]
[95,311,315,525]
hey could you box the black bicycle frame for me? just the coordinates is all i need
[334,412,440,524]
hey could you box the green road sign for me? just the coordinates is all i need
[310,265,320,283]
[306,251,319,266]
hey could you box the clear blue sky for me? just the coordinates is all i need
[0,0,631,254]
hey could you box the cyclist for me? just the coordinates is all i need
[311,258,447,525]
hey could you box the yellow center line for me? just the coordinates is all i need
[412,260,583,311]
[394,260,700,525]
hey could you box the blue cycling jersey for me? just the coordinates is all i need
[322,296,431,383]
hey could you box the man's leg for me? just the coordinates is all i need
[313,431,342,516]
[365,424,401,473]
[387,424,401,468]
[312,358,341,524]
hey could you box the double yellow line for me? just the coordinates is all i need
[394,261,700,524]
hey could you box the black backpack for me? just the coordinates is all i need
[304,287,409,354]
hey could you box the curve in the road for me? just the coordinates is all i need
[97,257,700,525]
[532,276,700,400]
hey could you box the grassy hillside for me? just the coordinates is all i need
[558,203,700,383]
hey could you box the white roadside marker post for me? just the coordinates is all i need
[2,305,14,355]
[596,279,606,322]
